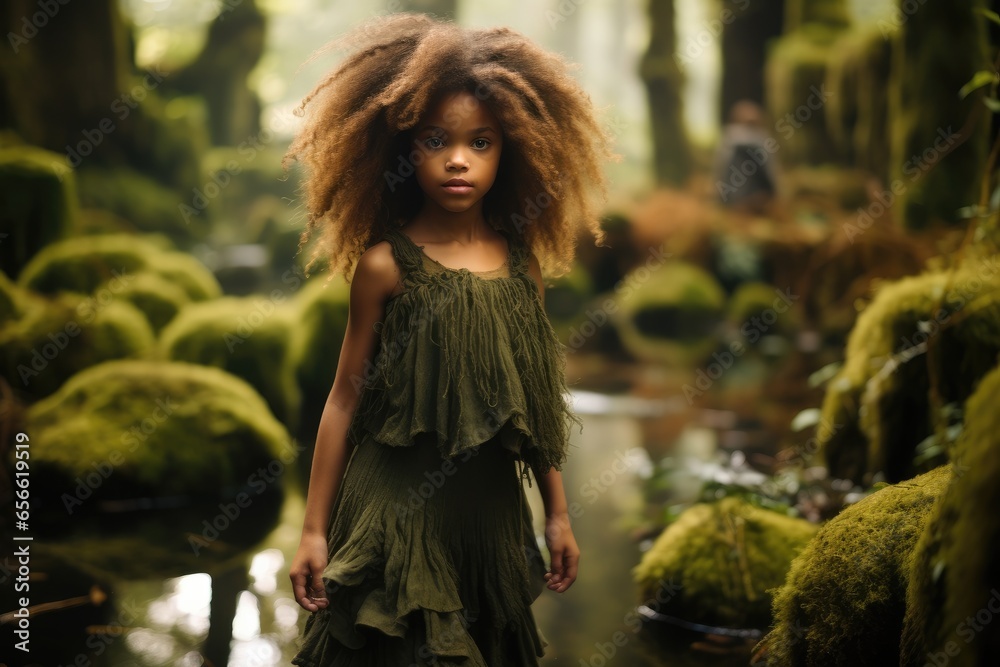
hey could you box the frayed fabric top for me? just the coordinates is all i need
[347,224,583,483]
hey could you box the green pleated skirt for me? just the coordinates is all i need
[291,432,549,666]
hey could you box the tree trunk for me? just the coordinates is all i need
[639,0,692,186]
[889,0,990,229]
[719,0,786,126]
[0,0,130,151]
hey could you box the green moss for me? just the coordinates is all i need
[726,281,800,337]
[0,293,154,400]
[547,261,596,341]
[159,296,299,429]
[765,25,846,165]
[761,465,952,666]
[889,0,989,229]
[113,271,190,334]
[819,260,1000,483]
[0,270,26,326]
[23,359,291,504]
[17,234,221,302]
[824,26,894,181]
[287,277,350,438]
[632,497,817,630]
[75,166,207,243]
[612,260,725,365]
[902,367,1000,666]
[0,145,77,276]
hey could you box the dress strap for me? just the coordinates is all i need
[382,226,427,277]
[498,228,530,276]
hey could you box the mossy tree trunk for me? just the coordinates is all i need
[889,0,991,230]
[0,0,130,151]
[169,0,266,146]
[639,0,692,186]
[784,0,851,31]
[396,0,457,20]
[719,0,786,125]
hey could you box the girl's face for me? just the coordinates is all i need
[411,90,503,215]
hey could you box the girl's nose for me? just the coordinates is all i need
[446,150,469,170]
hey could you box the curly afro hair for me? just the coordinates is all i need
[282,12,617,280]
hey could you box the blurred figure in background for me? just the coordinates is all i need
[713,99,782,217]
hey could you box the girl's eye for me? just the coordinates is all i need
[423,136,444,149]
[472,138,490,149]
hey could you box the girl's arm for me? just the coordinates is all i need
[290,244,400,611]
[526,252,580,593]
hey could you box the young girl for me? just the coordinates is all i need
[285,13,614,666]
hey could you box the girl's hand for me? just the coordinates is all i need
[543,512,579,593]
[289,532,331,611]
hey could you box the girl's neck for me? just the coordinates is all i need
[408,199,493,242]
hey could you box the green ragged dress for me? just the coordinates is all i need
[291,225,582,666]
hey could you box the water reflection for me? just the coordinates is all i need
[96,388,759,666]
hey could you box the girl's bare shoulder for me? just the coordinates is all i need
[351,240,402,304]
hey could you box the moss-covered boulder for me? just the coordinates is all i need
[611,260,726,365]
[113,271,190,334]
[75,166,207,243]
[0,145,77,276]
[288,276,349,438]
[21,360,295,578]
[726,281,800,340]
[0,292,154,400]
[902,366,1000,667]
[159,296,299,428]
[761,465,952,666]
[0,269,26,326]
[547,262,596,343]
[632,497,818,630]
[818,259,1000,483]
[18,233,221,302]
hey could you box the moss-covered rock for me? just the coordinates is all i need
[818,258,1000,483]
[17,234,221,302]
[20,360,295,579]
[761,465,952,666]
[0,145,77,276]
[0,292,154,400]
[75,166,207,243]
[24,359,290,504]
[902,366,1000,667]
[632,497,818,630]
[0,269,26,326]
[611,260,726,366]
[547,261,596,343]
[159,296,299,428]
[726,281,800,339]
[113,271,190,334]
[288,276,349,438]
